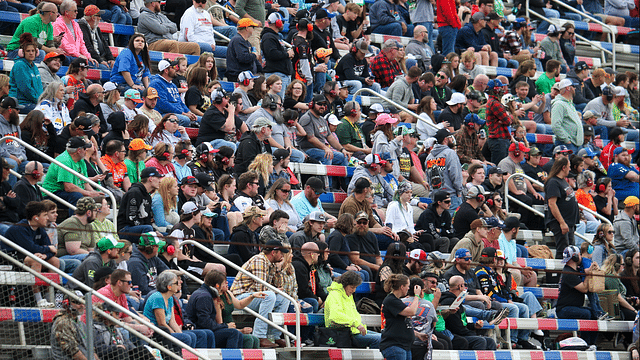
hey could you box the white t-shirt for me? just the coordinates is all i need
[179,6,215,45]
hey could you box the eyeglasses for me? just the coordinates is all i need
[171,281,180,286]
[279,188,291,193]
[251,182,260,185]
[357,219,369,225]
[314,190,323,195]
[436,74,446,79]
[443,200,451,204]
[495,198,503,202]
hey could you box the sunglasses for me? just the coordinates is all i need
[436,74,446,79]
[495,198,503,202]
[279,188,291,193]
[251,182,260,185]
[121,280,132,284]
[167,118,178,123]
[462,257,472,261]
[443,200,451,204]
[607,230,615,234]
[357,219,369,225]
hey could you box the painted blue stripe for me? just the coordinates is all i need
[220,348,243,360]
[355,282,373,293]
[458,350,479,360]
[112,23,136,36]
[572,21,590,31]
[495,67,514,77]
[525,258,547,270]
[523,286,543,298]
[556,319,579,331]
[319,193,334,203]
[13,308,43,322]
[495,351,514,360]
[346,166,355,177]
[595,351,613,360]
[306,313,325,326]
[543,351,563,360]
[0,11,23,23]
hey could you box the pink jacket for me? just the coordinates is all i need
[53,17,92,59]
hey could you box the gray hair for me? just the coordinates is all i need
[37,80,63,105]
[156,271,178,293]
[576,170,595,189]
[59,0,77,14]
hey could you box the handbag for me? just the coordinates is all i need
[315,326,353,348]
[587,269,605,293]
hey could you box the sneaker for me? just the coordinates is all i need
[511,342,523,349]
[303,339,314,347]
[37,299,54,308]
[517,339,541,350]
[597,312,610,321]
[490,308,509,325]
[587,345,597,351]
[533,329,544,336]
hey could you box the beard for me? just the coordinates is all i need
[355,226,368,236]
[9,111,19,126]
[273,108,284,124]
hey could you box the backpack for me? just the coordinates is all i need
[356,297,380,314]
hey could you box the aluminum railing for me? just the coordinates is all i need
[353,88,440,131]
[9,170,76,211]
[503,172,591,243]
[178,240,301,360]
[0,235,210,360]
[0,136,119,228]
[208,4,292,48]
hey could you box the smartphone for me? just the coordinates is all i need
[58,31,65,37]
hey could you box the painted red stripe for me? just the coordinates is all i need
[243,349,267,360]
[0,308,12,321]
[560,351,580,360]
[588,23,603,33]
[34,273,60,286]
[181,349,198,360]
[41,309,61,323]
[328,349,344,360]
[97,22,115,34]
[537,318,559,330]
[325,165,347,177]
[477,350,496,360]
[530,351,545,360]
[543,288,559,299]
[334,192,349,203]
[578,319,599,331]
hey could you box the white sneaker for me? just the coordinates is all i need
[587,345,597,351]
[37,299,54,308]
[533,330,544,336]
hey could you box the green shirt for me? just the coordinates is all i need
[535,73,556,95]
[424,293,445,331]
[7,14,53,51]
[125,158,145,184]
[605,275,627,296]
[335,118,364,149]
[42,151,88,193]
[56,216,95,257]
[551,95,584,146]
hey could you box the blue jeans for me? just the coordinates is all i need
[342,80,382,95]
[448,195,463,217]
[557,306,597,345]
[623,15,640,28]
[314,71,327,95]
[101,5,132,47]
[439,26,458,56]
[60,254,89,269]
[594,125,608,140]
[498,58,520,68]
[537,9,560,34]
[237,291,290,338]
[333,267,370,282]
[372,23,403,37]
[304,148,347,187]
[381,345,411,360]
[209,139,237,151]
[516,244,529,258]
[501,301,530,342]
[175,114,194,127]
[353,330,381,349]
[51,190,84,216]
[622,128,639,142]
[305,83,314,103]
[587,291,605,317]
[120,225,154,243]
[172,331,197,348]
[58,258,81,273]
[375,234,396,252]
[188,329,215,348]
[213,327,243,348]
[489,138,510,164]
[213,25,238,40]
[213,217,228,241]
[196,42,227,59]
[265,72,291,100]
[463,303,495,321]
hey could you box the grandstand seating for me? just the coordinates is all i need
[181,349,278,360]
[327,349,631,360]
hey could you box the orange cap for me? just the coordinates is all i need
[129,139,152,151]
[237,18,260,28]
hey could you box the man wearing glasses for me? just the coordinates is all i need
[234,117,274,176]
[77,5,115,70]
[415,190,456,253]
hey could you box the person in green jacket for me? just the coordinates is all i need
[124,139,151,185]
[9,33,43,113]
[551,78,583,154]
[324,270,381,348]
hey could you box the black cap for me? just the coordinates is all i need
[583,124,594,136]
[487,12,502,20]
[312,94,328,105]
[93,267,113,283]
[273,148,290,161]
[67,136,92,149]
[73,116,94,135]
[305,177,325,194]
[575,61,590,72]
[71,57,88,68]
[567,171,578,179]
[265,239,290,253]
[503,216,520,231]
[141,167,163,179]
[0,157,14,169]
[386,106,400,114]
[194,173,214,191]
[467,90,482,101]
[489,167,507,175]
[481,247,497,258]
[0,96,24,110]
[180,176,198,186]
[435,128,452,144]
[433,190,450,203]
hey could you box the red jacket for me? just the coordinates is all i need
[437,0,462,29]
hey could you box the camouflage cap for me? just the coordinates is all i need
[75,197,97,213]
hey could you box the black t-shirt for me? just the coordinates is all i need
[185,86,205,112]
[521,162,547,184]
[442,266,480,293]
[283,96,301,111]
[380,293,414,351]
[361,119,376,148]
[398,148,413,180]
[346,231,380,266]
[437,107,464,131]
[335,14,360,42]
[331,98,346,119]
[197,106,229,144]
[593,194,614,223]
[544,176,579,228]
[452,201,480,239]
[173,75,188,93]
[556,264,586,312]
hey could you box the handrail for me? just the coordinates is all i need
[353,88,440,131]
[211,28,230,43]
[0,136,119,228]
[548,0,617,52]
[207,5,292,48]
[504,173,590,242]
[9,169,76,211]
[178,240,301,360]
[579,203,612,226]
[0,235,210,360]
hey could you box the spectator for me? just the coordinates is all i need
[425,128,463,213]
[101,139,131,192]
[311,9,341,65]
[69,84,106,135]
[551,79,584,153]
[209,145,234,181]
[226,19,262,82]
[234,117,274,177]
[567,61,595,109]
[370,40,403,89]
[179,0,227,58]
[535,60,561,95]
[347,153,394,207]
[78,6,115,70]
[431,70,453,110]
[327,213,369,280]
[621,250,640,299]
[12,161,44,219]
[125,138,151,185]
[229,206,266,263]
[261,13,293,100]
[614,196,639,255]
[57,197,98,261]
[289,211,325,254]
[593,177,619,224]
[229,239,291,348]
[51,291,94,358]
[455,114,488,167]
[334,39,381,95]
[110,34,151,92]
[172,140,194,182]
[369,0,404,36]
[61,58,90,110]
[9,34,43,114]
[138,0,199,55]
[456,12,496,67]
[269,149,291,188]
[540,25,567,73]
[452,185,494,239]
[385,66,422,111]
[485,79,513,164]
[91,195,120,249]
[54,1,98,68]
[290,177,331,224]
[439,92,466,131]
[232,171,271,213]
[70,235,121,290]
[144,143,177,178]
[345,210,383,277]
[293,241,327,312]
[0,97,26,179]
[605,0,639,27]
[6,2,60,63]
[37,52,67,91]
[117,167,161,241]
[405,26,433,72]
[128,232,169,296]
[100,83,123,123]
[232,71,261,124]
[149,60,198,127]
[415,190,456,252]
[266,178,300,231]
[196,88,238,148]
[591,223,616,267]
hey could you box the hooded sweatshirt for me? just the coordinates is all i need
[3,219,54,260]
[185,283,230,332]
[261,27,293,76]
[37,62,62,90]
[101,111,130,154]
[137,7,178,45]
[229,223,260,264]
[566,70,594,105]
[128,245,169,295]
[9,57,42,106]
[369,0,399,31]
[425,143,463,197]
[117,182,153,230]
[323,282,365,335]
[148,74,190,115]
[347,166,394,208]
[234,131,271,176]
[415,203,454,239]
[292,253,328,302]
[69,92,107,135]
[71,249,116,289]
[0,114,26,161]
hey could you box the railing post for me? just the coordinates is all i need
[86,291,94,360]
[353,88,440,131]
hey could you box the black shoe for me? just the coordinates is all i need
[518,339,540,350]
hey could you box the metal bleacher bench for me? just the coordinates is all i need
[327,349,631,360]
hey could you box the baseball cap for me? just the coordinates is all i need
[562,245,580,263]
[529,146,542,156]
[395,125,417,136]
[267,11,283,25]
[485,216,505,229]
[509,141,530,153]
[455,248,472,259]
[180,176,198,186]
[75,197,97,212]
[139,232,165,247]
[613,147,628,156]
[84,4,105,16]
[467,185,488,200]
[433,190,450,203]
[575,61,590,72]
[238,71,259,83]
[43,51,65,63]
[446,92,466,106]
[548,24,564,34]
[464,113,486,126]
[265,239,290,253]
[252,117,275,130]
[0,158,13,170]
[567,171,578,179]
[471,12,489,23]
[305,177,325,194]
[409,249,428,264]
[142,87,158,99]
[307,211,327,222]
[487,11,502,20]
[338,81,349,89]
[385,106,400,114]
[558,78,575,90]
[481,247,497,258]
[355,211,369,221]
[237,18,260,27]
[244,206,268,219]
[314,8,335,19]
[486,79,505,89]
[470,218,488,230]
[551,82,562,91]
[0,96,24,110]
[140,167,163,179]
[326,113,341,126]
[435,128,453,144]
[375,113,398,126]
[195,143,215,156]
[354,38,370,54]
[96,236,125,252]
[273,148,290,161]
[67,136,92,149]
[182,201,205,215]
[577,147,596,158]
[158,59,179,72]
[467,90,483,101]
[495,249,507,260]
[382,39,402,50]
[312,94,328,106]
[103,82,117,92]
[624,196,639,207]
[124,89,143,103]
[553,145,573,155]
[364,153,387,167]
[614,86,628,97]
[604,67,617,75]
[71,57,88,69]
[582,110,596,121]
[488,167,507,175]
[129,138,152,151]
[194,173,214,191]
[369,103,384,114]
[503,216,520,231]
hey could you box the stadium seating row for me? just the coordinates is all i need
[327,349,631,360]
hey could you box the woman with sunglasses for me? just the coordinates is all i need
[145,142,177,178]
[591,223,617,267]
[415,190,455,253]
[149,113,191,147]
[487,192,507,221]
[266,178,300,233]
[603,254,638,342]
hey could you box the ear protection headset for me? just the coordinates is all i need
[588,244,594,255]
[366,154,382,172]
[469,185,485,203]
[596,178,607,193]
[212,88,226,104]
[345,101,358,117]
[394,242,401,255]
[614,254,622,271]
[216,152,230,166]
[351,38,366,54]
[158,242,176,255]
[586,177,594,187]
[297,18,313,33]
[270,12,283,28]
[28,161,43,179]
[512,142,523,158]
[625,251,636,267]
[157,144,170,161]
[486,198,494,207]
[241,76,251,87]
[568,245,580,263]
[266,94,278,111]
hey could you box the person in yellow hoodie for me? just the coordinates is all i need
[324,270,381,348]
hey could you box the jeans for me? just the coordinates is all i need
[381,345,411,360]
[587,291,605,317]
[501,301,530,342]
[314,71,327,95]
[51,190,84,216]
[60,254,89,268]
[305,83,314,103]
[353,330,381,349]
[622,128,639,142]
[213,327,244,348]
[59,258,81,273]
[101,5,132,47]
[489,138,510,164]
[333,267,370,282]
[623,15,640,28]
[272,146,305,163]
[498,58,520,68]
[287,301,314,341]
[209,139,237,151]
[594,125,608,140]
[448,195,463,218]
[120,225,154,243]
[265,72,291,100]
[516,244,529,258]
[237,291,290,338]
[342,80,382,95]
[213,25,238,40]
[375,233,396,251]
[537,9,560,34]
[372,23,403,37]
[465,335,496,350]
[171,331,197,348]
[463,303,496,321]
[557,306,597,345]
[4,157,26,187]
[304,148,347,187]
[439,26,458,56]
[196,42,227,59]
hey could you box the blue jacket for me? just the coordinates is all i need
[148,74,189,115]
[455,22,487,53]
[369,0,399,30]
[4,219,55,260]
[226,33,261,79]
[185,283,228,332]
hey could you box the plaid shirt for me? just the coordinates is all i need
[486,94,512,139]
[500,30,522,55]
[370,52,402,89]
[230,252,277,295]
[455,125,486,163]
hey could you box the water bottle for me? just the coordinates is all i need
[221,205,228,217]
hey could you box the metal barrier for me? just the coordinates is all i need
[0,235,210,360]
[9,170,76,212]
[0,136,119,228]
[178,240,302,360]
[207,4,292,48]
[353,88,440,131]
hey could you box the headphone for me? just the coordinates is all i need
[324,82,337,97]
[468,185,485,202]
[157,144,170,161]
[614,254,623,272]
[28,161,43,180]
[624,251,636,267]
[212,88,226,104]
[265,94,279,111]
[270,12,283,28]
[176,142,190,160]
[366,154,382,172]
[588,244,594,255]
[158,243,176,255]
[567,245,580,263]
[512,141,524,158]
[351,38,366,54]
[217,152,230,165]
[596,178,607,193]
[486,198,494,207]
[394,242,401,255]
[586,178,594,187]
[604,86,614,102]
[196,143,210,161]
[344,101,358,117]
[297,18,313,33]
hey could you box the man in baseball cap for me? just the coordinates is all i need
[41,52,67,88]
[610,147,639,202]
[501,141,543,230]
[227,19,262,81]
[347,153,395,209]
[542,145,573,173]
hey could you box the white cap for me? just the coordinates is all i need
[158,59,171,72]
[557,78,573,90]
[238,71,259,83]
[446,92,466,106]
[369,103,384,113]
[326,114,341,126]
[103,81,117,92]
[614,86,628,97]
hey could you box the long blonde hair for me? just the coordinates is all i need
[158,177,178,215]
[602,253,623,275]
[248,153,272,185]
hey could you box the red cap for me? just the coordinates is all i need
[508,142,530,153]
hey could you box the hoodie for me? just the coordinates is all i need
[117,182,153,230]
[137,7,178,45]
[369,0,399,31]
[372,130,402,172]
[229,223,260,264]
[69,92,107,135]
[71,249,116,289]
[261,27,293,76]
[148,74,190,115]
[37,62,62,90]
[0,114,26,161]
[323,282,365,335]
[185,283,229,332]
[439,291,475,336]
[424,144,463,197]
[347,166,394,208]
[101,112,130,154]
[234,131,271,176]
[292,253,328,302]
[415,203,454,239]
[128,245,169,295]
[3,219,54,260]
[9,57,42,106]
[566,70,594,105]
